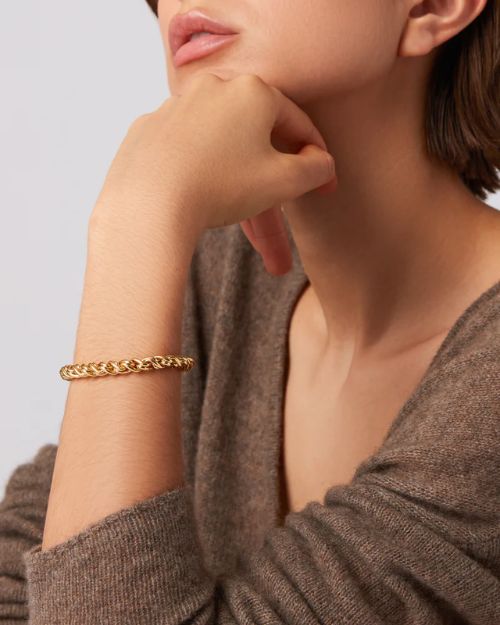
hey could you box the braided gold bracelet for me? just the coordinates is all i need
[59,354,195,381]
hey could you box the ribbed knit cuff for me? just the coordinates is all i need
[23,485,215,625]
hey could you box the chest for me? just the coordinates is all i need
[279,367,406,520]
[278,292,445,522]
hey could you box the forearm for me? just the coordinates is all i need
[41,204,200,551]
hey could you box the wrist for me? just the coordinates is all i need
[88,191,204,258]
[73,199,200,363]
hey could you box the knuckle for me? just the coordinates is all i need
[180,72,221,97]
[191,71,221,88]
[155,97,173,112]
[129,113,150,129]
[236,72,261,84]
[235,73,267,92]
[235,74,273,106]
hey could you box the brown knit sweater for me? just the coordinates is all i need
[1,223,499,624]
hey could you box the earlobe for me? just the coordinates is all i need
[398,0,489,58]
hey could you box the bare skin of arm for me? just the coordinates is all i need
[40,74,335,551]
[40,204,199,551]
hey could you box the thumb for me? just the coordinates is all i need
[274,144,337,200]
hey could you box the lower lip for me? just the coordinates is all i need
[173,33,239,68]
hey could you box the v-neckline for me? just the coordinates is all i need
[269,245,500,524]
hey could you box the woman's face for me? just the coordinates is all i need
[158,0,408,105]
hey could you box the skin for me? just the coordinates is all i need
[40,0,500,549]
[160,0,500,364]
[40,49,335,548]
[160,0,500,516]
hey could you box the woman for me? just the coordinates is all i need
[1,0,499,622]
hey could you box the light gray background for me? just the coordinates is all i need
[1,2,499,496]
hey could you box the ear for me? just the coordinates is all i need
[398,0,489,57]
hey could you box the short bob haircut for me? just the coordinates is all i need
[144,0,499,200]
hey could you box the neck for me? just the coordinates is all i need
[283,77,500,362]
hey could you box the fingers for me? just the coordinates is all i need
[274,143,337,200]
[316,176,339,195]
[239,218,259,251]
[239,205,293,276]
[239,80,336,267]
[265,87,337,199]
[268,86,329,153]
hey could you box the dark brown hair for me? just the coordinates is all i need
[144,0,499,200]
[145,0,158,17]
[425,1,499,199]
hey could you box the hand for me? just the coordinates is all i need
[93,72,337,274]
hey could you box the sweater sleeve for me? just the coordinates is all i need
[0,444,57,623]
[21,345,500,624]
[0,227,213,624]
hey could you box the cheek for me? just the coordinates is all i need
[247,2,402,104]
[160,0,400,102]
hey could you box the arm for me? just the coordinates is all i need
[36,69,336,552]
[0,224,208,622]
[22,347,500,624]
[39,202,200,551]
[21,74,500,622]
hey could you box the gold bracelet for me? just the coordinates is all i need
[59,354,195,381]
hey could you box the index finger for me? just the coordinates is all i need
[267,85,329,154]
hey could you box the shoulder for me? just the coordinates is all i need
[370,280,499,452]
[352,281,499,545]
[433,278,500,366]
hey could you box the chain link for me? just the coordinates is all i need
[59,354,195,380]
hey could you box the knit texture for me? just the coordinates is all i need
[1,223,499,624]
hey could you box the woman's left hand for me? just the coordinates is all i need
[92,72,337,276]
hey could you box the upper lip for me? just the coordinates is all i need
[169,9,239,57]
